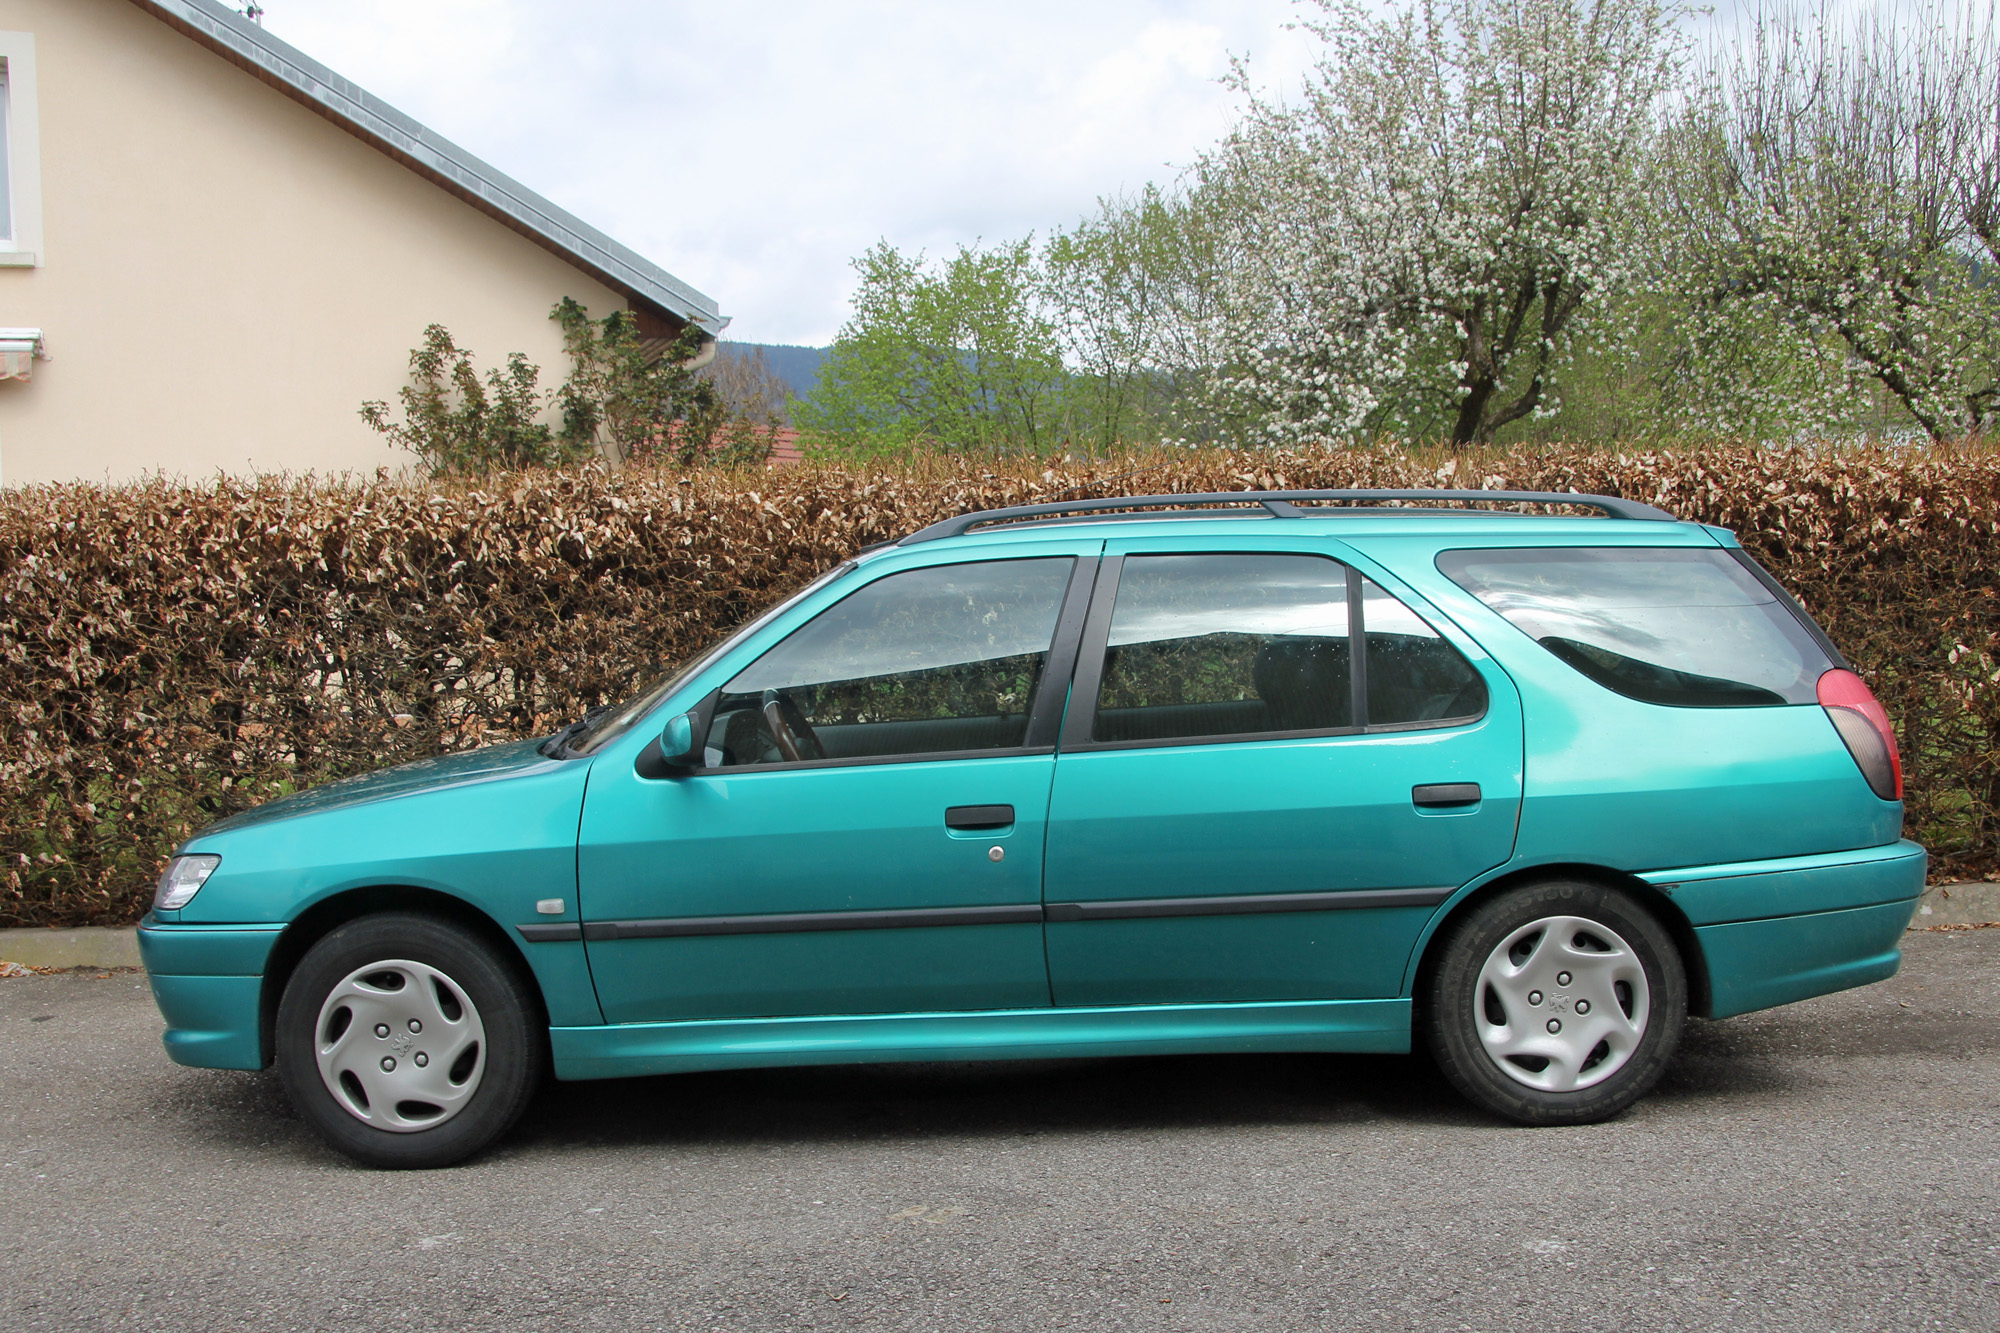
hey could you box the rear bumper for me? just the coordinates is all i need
[136,918,282,1071]
[1695,899,1914,1019]
[1641,840,1925,1018]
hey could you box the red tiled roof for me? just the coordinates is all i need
[765,427,803,468]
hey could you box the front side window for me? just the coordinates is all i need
[709,557,1073,766]
[1437,546,1833,707]
[1093,554,1354,743]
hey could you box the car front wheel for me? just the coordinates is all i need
[275,913,544,1168]
[1424,880,1686,1125]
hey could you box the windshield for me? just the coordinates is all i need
[563,561,859,756]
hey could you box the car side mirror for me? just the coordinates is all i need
[659,711,700,768]
[635,694,717,780]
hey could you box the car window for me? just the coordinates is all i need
[568,561,859,756]
[708,557,1074,766]
[1093,554,1354,743]
[1362,578,1488,725]
[1436,546,1833,706]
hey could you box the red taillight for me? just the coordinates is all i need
[1817,668,1903,801]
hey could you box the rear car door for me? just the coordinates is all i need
[1042,538,1522,1007]
[578,546,1097,1024]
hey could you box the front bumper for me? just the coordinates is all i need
[1642,839,1925,1019]
[136,918,283,1071]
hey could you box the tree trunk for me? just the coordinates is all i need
[1449,378,1497,448]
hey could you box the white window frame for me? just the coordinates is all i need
[0,32,43,267]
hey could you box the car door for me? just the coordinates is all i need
[1042,538,1522,1007]
[577,546,1098,1024]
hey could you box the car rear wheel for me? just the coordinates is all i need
[1424,880,1686,1125]
[275,913,544,1168]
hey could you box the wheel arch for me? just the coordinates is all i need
[259,885,548,1070]
[1407,863,1712,1020]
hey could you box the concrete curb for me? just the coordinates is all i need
[0,926,143,969]
[1910,882,2000,928]
[5,881,1998,972]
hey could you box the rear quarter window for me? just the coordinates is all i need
[1435,547,1832,707]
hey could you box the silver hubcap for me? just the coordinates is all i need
[313,959,486,1132]
[1474,915,1649,1093]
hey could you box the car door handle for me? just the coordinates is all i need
[1412,783,1481,809]
[945,805,1015,830]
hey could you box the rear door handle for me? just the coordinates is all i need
[1412,783,1481,809]
[945,804,1015,830]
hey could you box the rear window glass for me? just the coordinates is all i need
[1436,547,1831,707]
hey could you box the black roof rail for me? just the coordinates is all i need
[896,488,1678,545]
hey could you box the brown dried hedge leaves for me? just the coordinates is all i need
[2,443,1995,926]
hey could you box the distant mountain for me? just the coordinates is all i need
[714,342,828,401]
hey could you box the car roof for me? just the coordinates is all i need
[868,490,1721,560]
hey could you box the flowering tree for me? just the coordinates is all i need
[1208,0,1685,447]
[1660,3,2000,441]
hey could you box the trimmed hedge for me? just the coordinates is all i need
[3,444,1995,926]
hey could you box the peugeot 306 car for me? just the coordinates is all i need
[139,489,1922,1167]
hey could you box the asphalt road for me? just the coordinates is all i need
[4,930,1997,1333]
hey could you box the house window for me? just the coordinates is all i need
[0,67,12,243]
[0,33,41,265]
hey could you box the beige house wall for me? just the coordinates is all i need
[0,0,633,485]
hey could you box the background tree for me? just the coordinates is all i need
[1207,0,1687,448]
[700,344,795,427]
[792,241,1071,455]
[1659,1,2000,441]
[1043,184,1237,447]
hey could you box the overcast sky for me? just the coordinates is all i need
[252,1,1322,347]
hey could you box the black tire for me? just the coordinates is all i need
[1424,880,1686,1126]
[275,913,545,1168]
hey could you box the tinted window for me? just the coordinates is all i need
[1437,547,1832,707]
[1094,554,1353,743]
[1362,579,1488,725]
[710,558,1072,766]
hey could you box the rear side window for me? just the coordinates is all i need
[1436,547,1832,707]
[1363,580,1489,726]
[1095,554,1353,743]
[1085,553,1485,745]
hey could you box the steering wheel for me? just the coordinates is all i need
[759,689,826,762]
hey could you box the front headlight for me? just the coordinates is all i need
[154,854,221,911]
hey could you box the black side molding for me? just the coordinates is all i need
[522,887,1459,944]
[1044,886,1453,922]
[1412,783,1481,809]
[582,903,1044,941]
[945,804,1016,830]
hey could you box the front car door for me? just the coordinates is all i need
[1043,538,1523,1007]
[577,544,1098,1024]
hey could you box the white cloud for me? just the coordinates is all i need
[252,0,1319,345]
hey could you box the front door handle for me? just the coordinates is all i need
[945,805,1015,830]
[1412,783,1481,809]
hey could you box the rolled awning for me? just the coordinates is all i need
[0,328,44,381]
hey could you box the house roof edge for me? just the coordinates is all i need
[133,0,727,335]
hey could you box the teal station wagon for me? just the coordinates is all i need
[138,490,1924,1167]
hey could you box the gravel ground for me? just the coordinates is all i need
[3,930,1996,1332]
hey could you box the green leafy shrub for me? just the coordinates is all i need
[363,303,773,476]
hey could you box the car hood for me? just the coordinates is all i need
[187,738,570,841]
